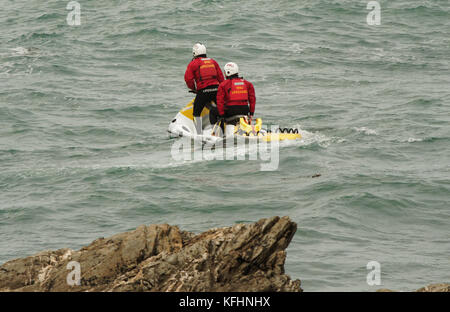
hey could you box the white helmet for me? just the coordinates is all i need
[224,62,239,77]
[192,43,206,57]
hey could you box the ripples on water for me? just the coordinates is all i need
[0,0,449,291]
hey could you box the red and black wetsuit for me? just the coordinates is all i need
[184,55,224,117]
[216,76,256,123]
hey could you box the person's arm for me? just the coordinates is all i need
[214,60,224,83]
[184,61,196,90]
[247,81,256,115]
[216,82,226,116]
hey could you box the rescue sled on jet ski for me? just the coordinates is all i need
[168,99,301,143]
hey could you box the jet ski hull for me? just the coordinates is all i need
[168,99,301,143]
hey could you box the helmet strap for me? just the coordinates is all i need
[227,73,239,79]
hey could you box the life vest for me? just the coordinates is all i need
[198,58,218,82]
[228,79,249,105]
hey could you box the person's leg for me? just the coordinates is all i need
[194,86,219,135]
[193,91,207,117]
[224,105,249,122]
[209,106,218,124]
[223,106,250,136]
[225,123,236,136]
[193,90,207,135]
[205,87,218,122]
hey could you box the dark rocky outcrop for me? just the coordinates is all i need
[378,283,450,292]
[415,283,450,292]
[0,216,302,292]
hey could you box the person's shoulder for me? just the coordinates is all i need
[189,58,200,66]
[244,79,254,86]
[219,79,229,87]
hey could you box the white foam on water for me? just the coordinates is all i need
[406,137,423,143]
[26,127,341,172]
[292,125,343,148]
[11,47,30,56]
[353,127,378,136]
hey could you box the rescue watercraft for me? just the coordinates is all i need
[168,99,301,143]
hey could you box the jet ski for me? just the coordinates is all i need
[168,99,301,143]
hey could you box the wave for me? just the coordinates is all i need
[353,127,378,136]
[36,13,62,21]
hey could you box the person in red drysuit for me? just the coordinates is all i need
[216,62,255,135]
[184,43,224,134]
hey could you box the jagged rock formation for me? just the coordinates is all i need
[377,283,450,292]
[415,283,450,292]
[0,216,302,292]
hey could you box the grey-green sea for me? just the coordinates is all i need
[1,0,449,291]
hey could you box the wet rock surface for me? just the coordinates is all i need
[0,216,301,292]
[378,283,450,292]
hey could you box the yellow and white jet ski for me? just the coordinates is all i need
[168,99,301,143]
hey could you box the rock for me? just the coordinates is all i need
[376,288,396,292]
[416,283,450,292]
[377,283,450,292]
[0,216,301,292]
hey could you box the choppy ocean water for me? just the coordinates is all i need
[1,0,449,291]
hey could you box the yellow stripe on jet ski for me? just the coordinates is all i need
[180,99,210,120]
[259,133,301,142]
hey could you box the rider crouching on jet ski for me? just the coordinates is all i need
[184,43,224,134]
[216,62,256,136]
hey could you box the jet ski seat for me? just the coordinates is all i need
[225,115,247,125]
